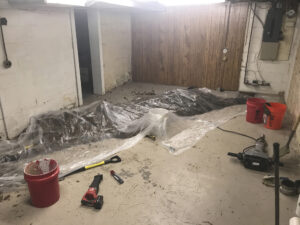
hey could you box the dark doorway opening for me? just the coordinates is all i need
[74,8,93,99]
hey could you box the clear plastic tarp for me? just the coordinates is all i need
[0,88,248,190]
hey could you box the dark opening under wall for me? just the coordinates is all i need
[74,8,93,98]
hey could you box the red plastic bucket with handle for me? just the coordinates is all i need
[246,98,266,123]
[24,159,60,207]
[264,102,286,130]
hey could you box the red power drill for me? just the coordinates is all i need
[81,174,103,210]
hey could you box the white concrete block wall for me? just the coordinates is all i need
[87,8,105,95]
[239,2,300,99]
[0,4,79,138]
[100,11,131,92]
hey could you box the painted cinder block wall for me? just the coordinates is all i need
[0,3,132,140]
[239,2,300,99]
[0,2,80,139]
[286,34,300,144]
[100,10,131,92]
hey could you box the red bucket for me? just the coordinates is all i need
[264,102,286,130]
[246,98,266,123]
[24,159,60,207]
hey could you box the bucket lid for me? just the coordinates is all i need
[24,159,58,177]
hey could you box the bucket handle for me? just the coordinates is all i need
[255,110,260,121]
[263,103,273,126]
[264,103,271,116]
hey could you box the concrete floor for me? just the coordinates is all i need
[0,82,299,225]
[83,81,284,105]
[83,81,184,105]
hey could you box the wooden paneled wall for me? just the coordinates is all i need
[132,3,248,90]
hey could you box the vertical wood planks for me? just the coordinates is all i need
[132,3,248,90]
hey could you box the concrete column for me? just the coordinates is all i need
[70,8,83,106]
[87,8,105,95]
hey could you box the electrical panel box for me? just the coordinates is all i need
[260,42,280,60]
[263,7,283,42]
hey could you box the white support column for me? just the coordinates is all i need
[70,8,83,106]
[87,8,105,95]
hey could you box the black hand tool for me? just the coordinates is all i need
[110,170,124,184]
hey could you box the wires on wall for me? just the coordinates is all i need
[243,1,270,87]
[250,3,265,27]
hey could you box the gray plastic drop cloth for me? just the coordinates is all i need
[0,88,248,190]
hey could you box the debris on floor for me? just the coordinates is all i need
[0,88,248,190]
[131,90,156,96]
[3,194,10,201]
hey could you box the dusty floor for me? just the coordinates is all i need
[83,81,284,105]
[0,82,299,225]
[83,81,184,105]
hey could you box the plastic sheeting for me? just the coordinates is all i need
[0,88,247,190]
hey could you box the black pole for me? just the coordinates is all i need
[273,143,280,225]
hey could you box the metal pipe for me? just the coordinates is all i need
[244,2,256,85]
[220,1,232,89]
[0,24,8,61]
[0,97,8,139]
[273,142,280,225]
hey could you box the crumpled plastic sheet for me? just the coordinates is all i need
[0,88,248,190]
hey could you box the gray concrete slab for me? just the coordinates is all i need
[83,81,183,105]
[0,83,299,225]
